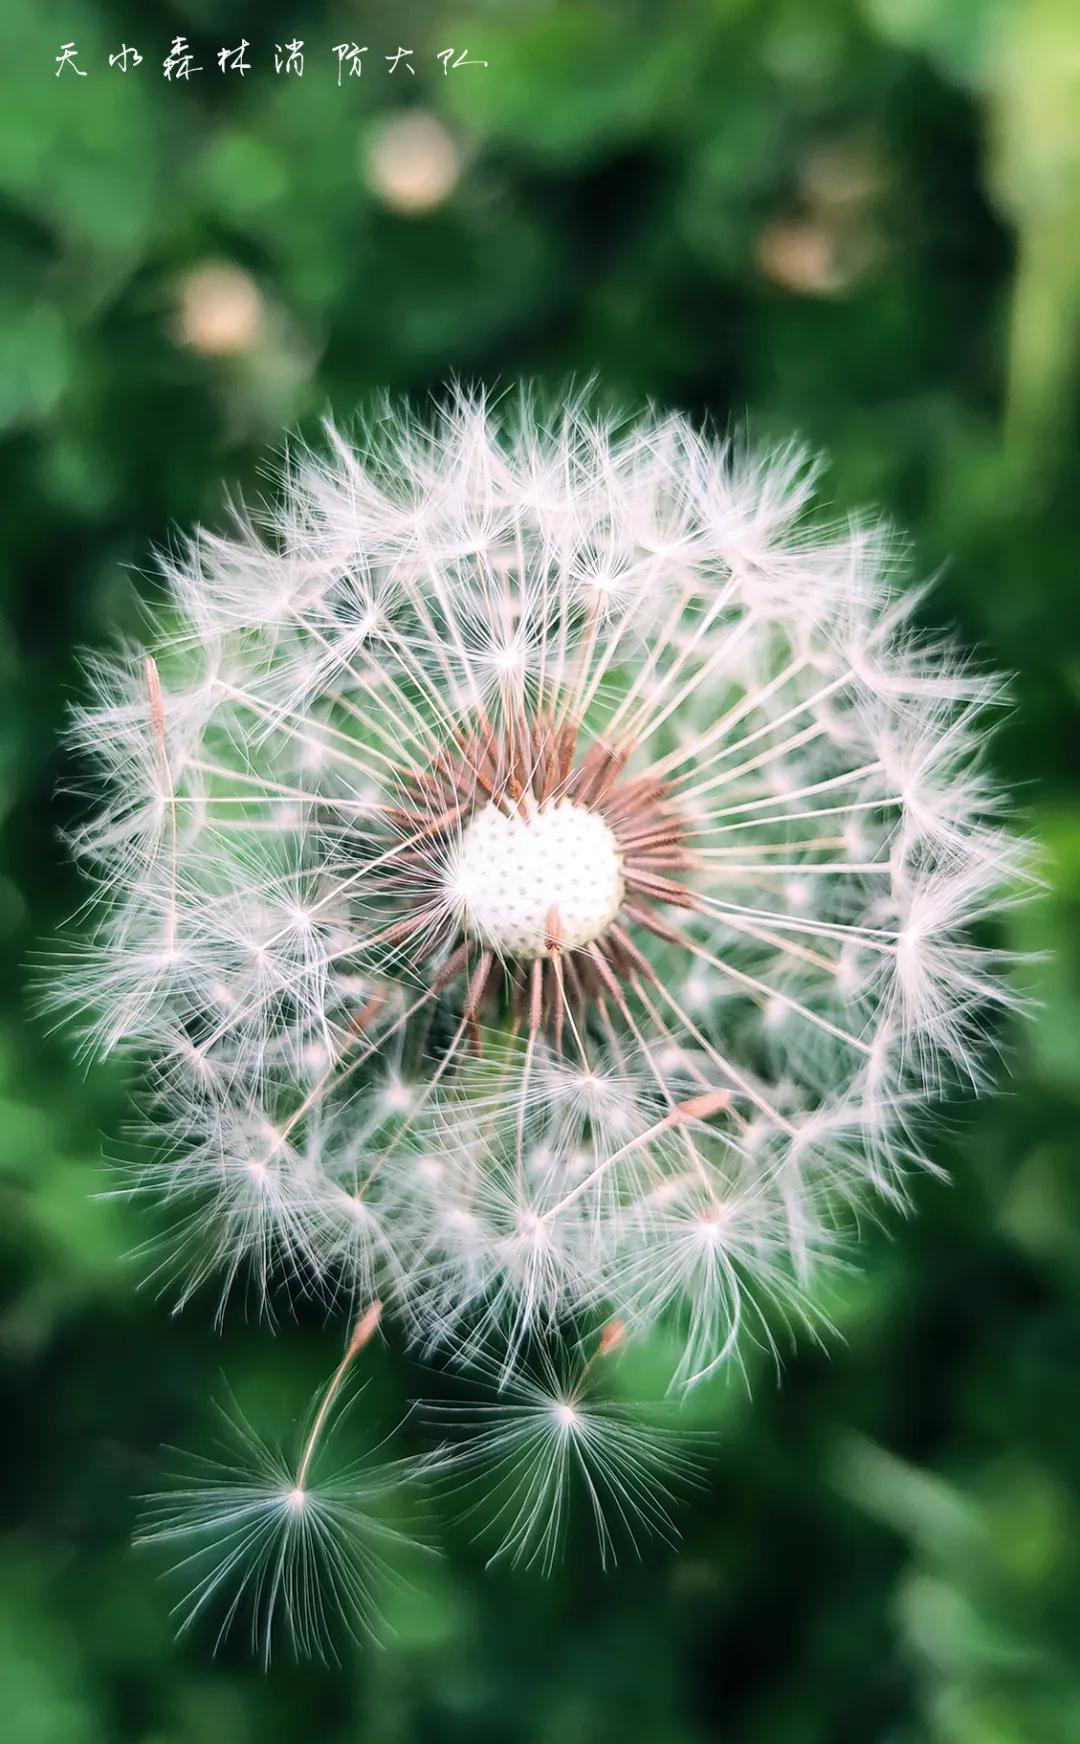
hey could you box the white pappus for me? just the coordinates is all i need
[53,386,1024,1646]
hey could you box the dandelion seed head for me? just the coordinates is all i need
[56,384,1023,1396]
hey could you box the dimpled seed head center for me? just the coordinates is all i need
[450,798,625,959]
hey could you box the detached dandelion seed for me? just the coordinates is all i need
[56,386,1023,1615]
[136,1303,427,1662]
[426,1321,706,1575]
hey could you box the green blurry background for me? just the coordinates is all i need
[2,2,1079,1740]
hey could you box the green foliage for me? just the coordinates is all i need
[1,2,1078,1740]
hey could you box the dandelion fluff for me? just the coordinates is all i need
[426,1324,705,1574]
[136,1303,429,1662]
[57,386,1022,1390]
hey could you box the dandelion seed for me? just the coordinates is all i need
[136,1303,428,1662]
[427,1323,705,1575]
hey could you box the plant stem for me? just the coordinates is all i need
[295,1300,382,1491]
